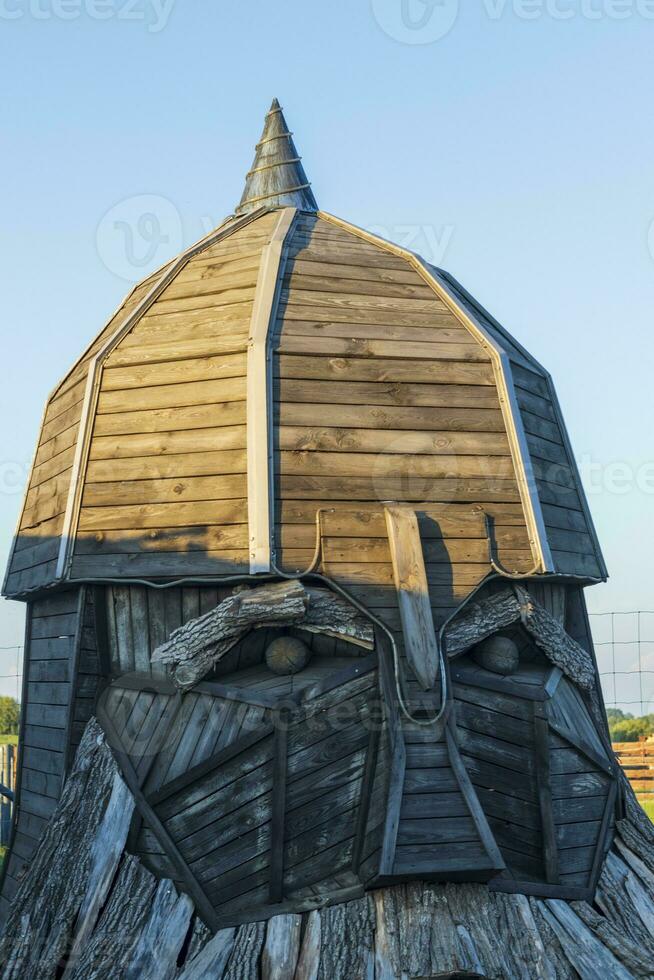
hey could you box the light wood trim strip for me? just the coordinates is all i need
[318,211,554,574]
[384,506,439,690]
[54,208,269,583]
[246,207,297,572]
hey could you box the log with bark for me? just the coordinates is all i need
[444,585,596,689]
[2,719,654,979]
[151,580,374,690]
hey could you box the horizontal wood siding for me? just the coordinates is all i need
[274,215,533,652]
[68,212,279,581]
[4,277,161,595]
[0,589,82,915]
[511,363,603,579]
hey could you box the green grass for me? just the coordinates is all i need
[0,735,18,746]
[637,797,654,822]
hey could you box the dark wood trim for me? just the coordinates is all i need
[196,680,282,709]
[351,724,381,873]
[97,702,220,932]
[126,692,184,854]
[0,601,33,902]
[93,585,113,692]
[110,672,175,695]
[63,587,87,774]
[489,878,593,902]
[446,723,505,873]
[378,726,405,876]
[450,665,548,702]
[533,704,558,885]
[146,722,275,808]
[269,707,289,903]
[548,719,614,776]
[375,627,400,749]
[211,882,365,932]
[299,655,377,704]
[588,780,618,894]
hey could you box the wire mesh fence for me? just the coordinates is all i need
[589,611,654,716]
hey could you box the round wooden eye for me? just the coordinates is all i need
[265,636,311,675]
[473,634,520,676]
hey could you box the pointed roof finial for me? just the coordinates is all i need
[235,99,318,215]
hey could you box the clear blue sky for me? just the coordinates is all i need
[1,2,653,708]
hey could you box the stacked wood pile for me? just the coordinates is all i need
[1,720,654,979]
[614,741,654,796]
[0,745,16,846]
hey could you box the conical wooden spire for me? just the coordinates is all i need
[236,99,318,215]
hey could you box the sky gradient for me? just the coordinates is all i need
[1,1,653,709]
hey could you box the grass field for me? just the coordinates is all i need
[0,736,18,747]
[638,797,654,821]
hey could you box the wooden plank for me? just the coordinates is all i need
[385,507,439,691]
[446,726,505,872]
[279,426,510,457]
[90,425,247,462]
[86,450,247,484]
[270,708,289,903]
[78,499,247,532]
[82,473,246,508]
[276,378,500,409]
[277,354,495,386]
[533,705,559,884]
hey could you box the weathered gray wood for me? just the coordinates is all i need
[223,921,266,979]
[97,703,219,931]
[294,909,321,980]
[384,506,439,689]
[270,709,289,904]
[152,580,373,690]
[261,913,302,980]
[445,585,595,689]
[121,879,194,980]
[177,928,236,980]
[61,772,135,978]
[0,721,117,978]
[537,899,634,980]
[533,705,559,886]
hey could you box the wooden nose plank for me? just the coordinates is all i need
[384,506,439,690]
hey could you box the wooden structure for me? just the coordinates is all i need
[614,740,654,796]
[1,100,649,976]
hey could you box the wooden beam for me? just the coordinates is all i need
[96,703,220,932]
[269,707,289,903]
[351,725,381,874]
[64,587,86,775]
[533,703,559,885]
[384,506,439,690]
[146,723,274,808]
[446,724,505,873]
[588,780,618,894]
[379,729,405,877]
[247,207,297,572]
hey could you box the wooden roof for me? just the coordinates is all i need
[3,109,606,601]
